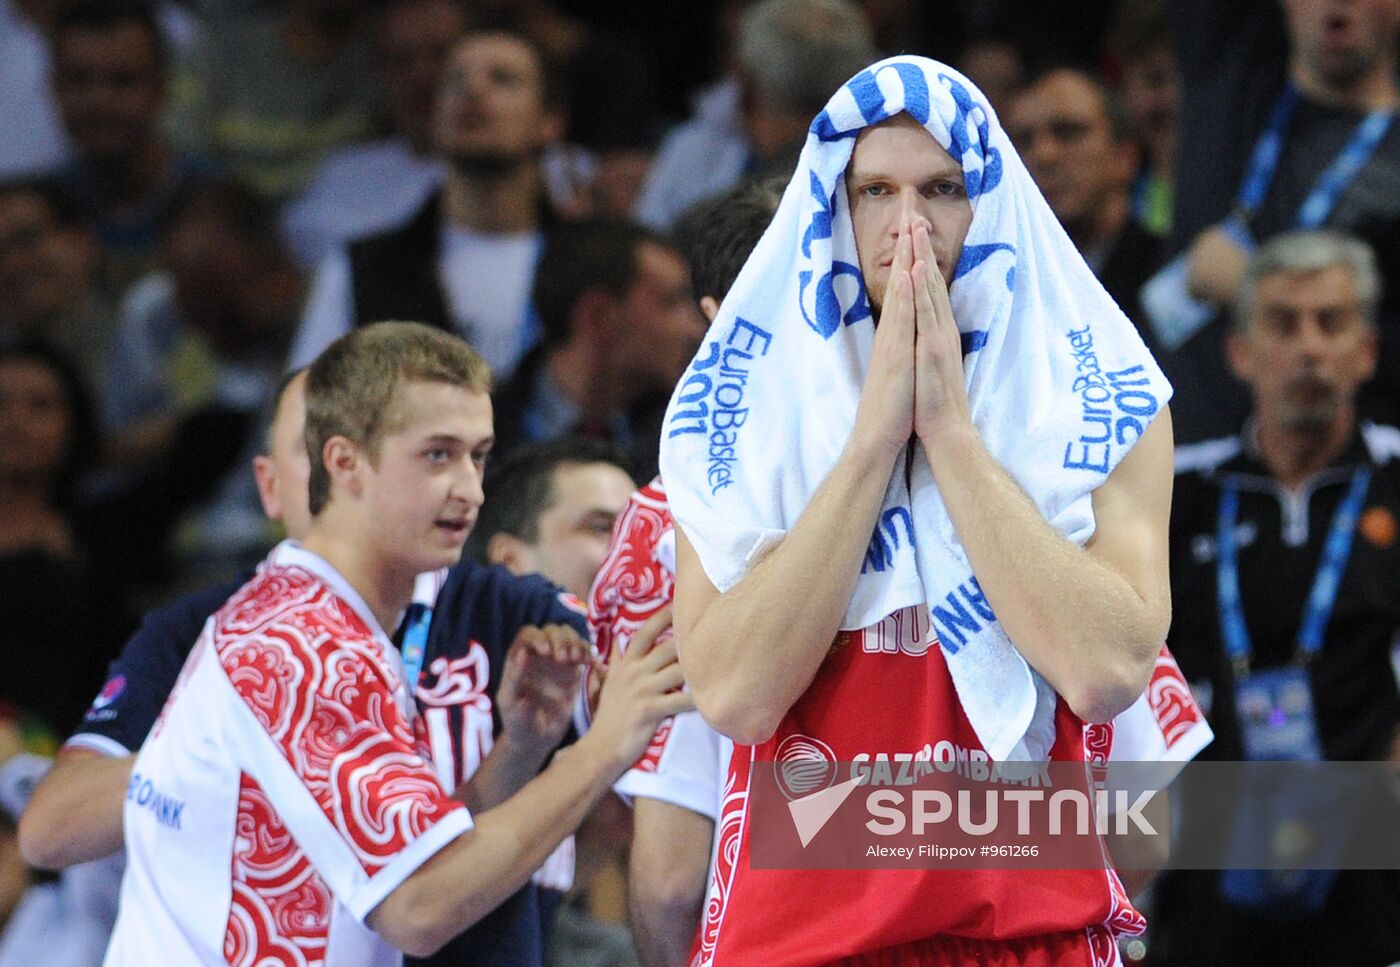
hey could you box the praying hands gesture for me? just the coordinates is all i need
[910,222,973,445]
[854,220,973,460]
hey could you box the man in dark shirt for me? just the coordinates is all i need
[1156,230,1400,966]
[491,218,706,480]
[291,29,566,383]
[1157,0,1400,442]
[1005,67,1165,343]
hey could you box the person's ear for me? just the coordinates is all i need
[571,288,620,340]
[252,454,282,520]
[540,107,567,146]
[322,436,364,502]
[1225,328,1253,384]
[1112,138,1140,188]
[1357,323,1379,384]
[699,295,721,322]
[486,532,535,577]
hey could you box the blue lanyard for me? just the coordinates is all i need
[1233,84,1394,228]
[1216,469,1371,673]
[399,602,433,693]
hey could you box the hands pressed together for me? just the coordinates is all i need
[855,222,973,464]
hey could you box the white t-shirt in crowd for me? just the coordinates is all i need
[290,224,542,381]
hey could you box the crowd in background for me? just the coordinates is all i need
[1,0,1398,964]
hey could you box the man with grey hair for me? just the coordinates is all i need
[1158,229,1400,965]
[633,0,877,229]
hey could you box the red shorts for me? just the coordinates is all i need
[830,924,1120,967]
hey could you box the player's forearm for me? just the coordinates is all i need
[1108,792,1170,898]
[454,733,550,812]
[629,798,711,967]
[370,730,627,957]
[18,751,133,869]
[920,423,1166,722]
[678,438,899,744]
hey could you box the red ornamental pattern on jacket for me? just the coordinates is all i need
[589,479,675,664]
[226,774,333,967]
[589,478,677,774]
[1147,648,1204,747]
[213,566,462,964]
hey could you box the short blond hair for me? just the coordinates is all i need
[305,321,492,514]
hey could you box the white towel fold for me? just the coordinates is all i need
[659,56,1172,761]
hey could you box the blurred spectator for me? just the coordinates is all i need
[468,436,637,601]
[0,342,119,740]
[291,29,566,380]
[102,177,305,592]
[464,435,638,967]
[954,38,1026,117]
[166,0,378,200]
[1149,0,1400,443]
[1157,230,1400,965]
[0,0,72,178]
[1006,68,1163,338]
[633,0,877,230]
[474,0,661,152]
[492,218,706,480]
[1108,0,1179,237]
[468,0,664,219]
[46,0,217,296]
[0,724,120,966]
[0,178,111,385]
[281,0,468,265]
[0,0,199,180]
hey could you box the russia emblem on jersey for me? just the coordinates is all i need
[89,674,127,712]
[557,592,588,617]
[773,733,838,801]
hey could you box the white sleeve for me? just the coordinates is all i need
[1106,646,1214,812]
[614,710,723,821]
[289,249,355,369]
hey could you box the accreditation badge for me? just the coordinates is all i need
[1223,665,1345,913]
[1234,665,1322,762]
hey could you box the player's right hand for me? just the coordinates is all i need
[853,222,916,462]
[587,607,693,773]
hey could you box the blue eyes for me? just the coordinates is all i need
[860,182,965,199]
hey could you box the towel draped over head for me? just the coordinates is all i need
[658,56,1172,761]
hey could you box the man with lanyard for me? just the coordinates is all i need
[1142,0,1400,443]
[1156,230,1400,966]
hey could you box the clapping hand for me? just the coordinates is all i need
[497,624,592,756]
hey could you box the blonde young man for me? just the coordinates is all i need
[103,322,691,964]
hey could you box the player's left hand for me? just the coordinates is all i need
[910,223,972,445]
[497,624,591,755]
